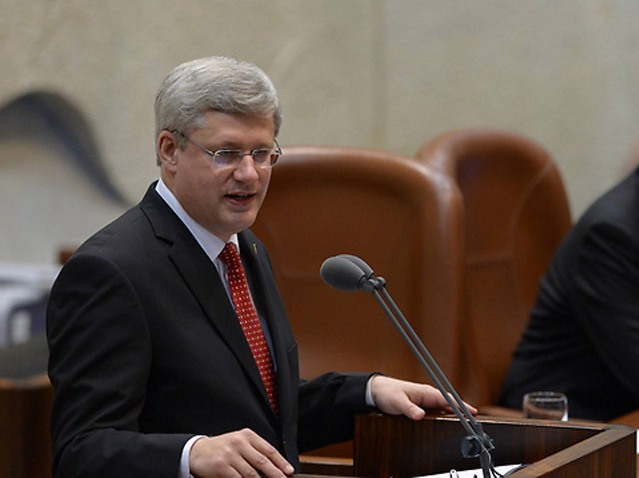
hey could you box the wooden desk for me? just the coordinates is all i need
[300,413,637,477]
[353,414,636,477]
[0,374,53,478]
[609,409,639,477]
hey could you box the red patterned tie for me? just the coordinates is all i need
[219,242,277,412]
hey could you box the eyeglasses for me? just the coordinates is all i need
[173,130,281,169]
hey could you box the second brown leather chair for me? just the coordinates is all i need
[416,128,572,411]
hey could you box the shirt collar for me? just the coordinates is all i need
[155,178,239,263]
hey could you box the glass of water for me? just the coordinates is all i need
[523,391,568,421]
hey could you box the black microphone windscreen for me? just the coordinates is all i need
[320,256,366,291]
[336,254,374,277]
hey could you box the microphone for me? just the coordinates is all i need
[319,254,385,292]
[320,254,497,478]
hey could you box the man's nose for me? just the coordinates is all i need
[233,154,260,180]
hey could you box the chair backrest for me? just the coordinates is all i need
[252,146,465,387]
[0,373,53,478]
[416,128,572,407]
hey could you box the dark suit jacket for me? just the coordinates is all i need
[499,167,639,421]
[47,183,371,478]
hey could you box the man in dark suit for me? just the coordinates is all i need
[499,166,639,421]
[47,56,459,478]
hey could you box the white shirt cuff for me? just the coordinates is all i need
[366,375,377,407]
[179,435,206,478]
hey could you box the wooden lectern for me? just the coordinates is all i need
[301,413,637,477]
[0,374,53,478]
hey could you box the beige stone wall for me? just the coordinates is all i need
[1,0,639,263]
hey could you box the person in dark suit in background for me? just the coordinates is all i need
[47,56,462,478]
[499,166,639,421]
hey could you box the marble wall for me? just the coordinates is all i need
[2,0,638,263]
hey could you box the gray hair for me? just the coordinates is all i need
[154,56,282,158]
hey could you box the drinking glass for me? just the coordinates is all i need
[523,391,568,421]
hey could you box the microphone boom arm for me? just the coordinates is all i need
[370,281,494,469]
[320,254,497,477]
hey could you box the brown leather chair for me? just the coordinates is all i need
[416,128,572,411]
[251,146,465,456]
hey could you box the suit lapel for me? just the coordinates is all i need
[139,186,272,409]
[239,232,297,424]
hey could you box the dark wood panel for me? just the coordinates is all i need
[0,375,53,478]
[353,414,636,478]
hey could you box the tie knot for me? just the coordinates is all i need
[219,242,241,270]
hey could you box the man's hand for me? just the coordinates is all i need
[189,428,294,478]
[370,375,478,420]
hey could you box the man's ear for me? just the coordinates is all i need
[157,130,179,167]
